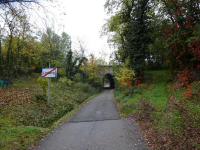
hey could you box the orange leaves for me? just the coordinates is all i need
[184,85,193,99]
[0,89,32,107]
[176,69,193,88]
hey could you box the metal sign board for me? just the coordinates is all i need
[42,68,57,78]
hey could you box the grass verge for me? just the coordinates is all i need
[115,70,200,149]
[0,77,100,150]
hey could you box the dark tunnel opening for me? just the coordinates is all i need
[103,73,115,89]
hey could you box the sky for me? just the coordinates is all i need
[31,0,114,62]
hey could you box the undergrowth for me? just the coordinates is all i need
[115,70,200,149]
[0,76,99,150]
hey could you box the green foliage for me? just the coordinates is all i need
[0,77,99,149]
[105,0,200,80]
[58,77,73,87]
[115,70,169,116]
[74,82,97,94]
[115,70,200,148]
[0,23,72,78]
[81,55,102,87]
[191,81,200,101]
[0,125,45,150]
[37,77,48,94]
[105,0,152,77]
[65,50,86,80]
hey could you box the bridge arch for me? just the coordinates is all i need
[103,73,115,89]
[98,65,115,89]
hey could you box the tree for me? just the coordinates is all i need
[159,0,200,75]
[105,0,200,80]
[126,0,151,78]
[81,55,102,87]
[65,42,87,80]
[105,0,152,79]
[40,28,71,68]
[0,5,32,77]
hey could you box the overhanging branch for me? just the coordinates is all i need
[0,0,38,4]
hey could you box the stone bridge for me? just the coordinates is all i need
[98,65,115,89]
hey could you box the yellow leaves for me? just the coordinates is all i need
[115,66,135,88]
[80,55,102,86]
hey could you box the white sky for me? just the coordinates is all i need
[31,0,114,61]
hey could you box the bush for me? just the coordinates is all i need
[88,78,102,88]
[58,77,73,87]
[35,94,47,102]
[184,81,200,101]
[73,82,94,93]
[191,81,200,101]
[115,66,135,89]
[74,73,83,82]
[58,68,65,77]
[176,69,193,88]
[37,77,48,93]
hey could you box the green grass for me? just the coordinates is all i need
[115,70,200,148]
[0,125,47,150]
[115,70,170,116]
[0,77,99,150]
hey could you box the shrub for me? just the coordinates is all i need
[58,68,65,77]
[191,81,200,101]
[115,66,135,89]
[184,81,200,101]
[35,94,47,102]
[73,82,92,93]
[176,69,193,88]
[74,73,83,82]
[58,77,73,87]
[73,92,88,104]
[184,85,193,99]
[37,77,48,93]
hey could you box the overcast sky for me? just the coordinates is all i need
[32,0,114,61]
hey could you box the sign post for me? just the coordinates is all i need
[42,67,57,104]
[47,77,51,104]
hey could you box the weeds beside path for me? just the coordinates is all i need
[0,77,99,150]
[115,70,200,149]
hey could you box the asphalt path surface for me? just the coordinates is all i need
[36,90,148,150]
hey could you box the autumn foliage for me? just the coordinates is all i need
[176,69,193,88]
[115,66,135,89]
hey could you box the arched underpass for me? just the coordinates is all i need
[103,73,115,89]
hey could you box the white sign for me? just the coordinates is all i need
[42,68,57,78]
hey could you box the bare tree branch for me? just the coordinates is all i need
[0,0,38,4]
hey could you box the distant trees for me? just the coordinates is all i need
[40,28,70,68]
[65,49,86,80]
[0,1,92,81]
[80,55,102,87]
[0,26,73,78]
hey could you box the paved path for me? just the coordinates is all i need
[36,90,147,150]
